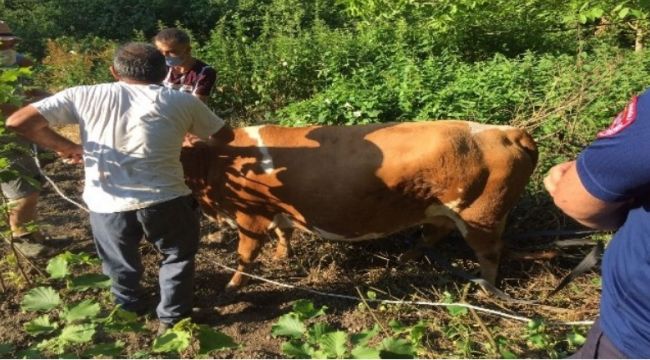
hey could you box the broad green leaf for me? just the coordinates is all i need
[307,322,333,343]
[46,256,69,279]
[281,340,313,359]
[619,7,630,18]
[66,251,100,266]
[351,345,381,359]
[409,321,428,343]
[132,350,151,358]
[16,345,41,359]
[567,331,586,347]
[24,315,59,336]
[0,343,14,356]
[351,324,380,346]
[499,347,518,359]
[441,292,468,317]
[389,320,408,334]
[496,336,517,359]
[100,307,144,333]
[62,299,101,323]
[20,287,61,312]
[380,338,415,359]
[197,325,238,355]
[36,337,66,355]
[292,299,327,319]
[447,305,469,318]
[68,274,111,291]
[59,324,96,344]
[152,329,191,354]
[271,313,306,339]
[82,341,124,357]
[320,331,348,358]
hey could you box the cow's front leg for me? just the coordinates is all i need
[226,215,270,292]
[462,216,507,286]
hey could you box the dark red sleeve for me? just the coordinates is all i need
[193,67,217,96]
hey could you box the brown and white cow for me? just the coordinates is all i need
[181,120,538,290]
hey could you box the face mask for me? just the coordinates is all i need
[0,49,17,67]
[165,55,184,67]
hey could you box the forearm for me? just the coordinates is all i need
[555,198,628,230]
[546,160,628,230]
[6,105,80,154]
[20,126,79,154]
[208,123,235,146]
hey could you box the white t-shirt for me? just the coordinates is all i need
[33,81,224,213]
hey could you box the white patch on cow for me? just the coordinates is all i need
[268,213,294,230]
[468,122,514,135]
[266,213,385,241]
[457,187,464,193]
[444,199,462,213]
[312,227,385,242]
[244,126,275,174]
[425,202,468,236]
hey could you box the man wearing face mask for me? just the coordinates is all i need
[154,28,229,242]
[154,28,217,103]
[0,20,49,257]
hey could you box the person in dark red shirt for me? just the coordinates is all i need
[155,28,229,241]
[154,28,216,103]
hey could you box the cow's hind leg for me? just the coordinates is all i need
[461,216,507,285]
[272,227,294,260]
[226,215,270,292]
[400,218,455,261]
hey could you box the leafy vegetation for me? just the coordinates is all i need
[271,299,428,359]
[3,251,237,357]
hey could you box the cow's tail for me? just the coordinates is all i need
[509,129,539,169]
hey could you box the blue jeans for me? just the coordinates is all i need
[89,195,200,324]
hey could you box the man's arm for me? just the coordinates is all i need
[6,105,82,163]
[544,160,629,230]
[208,123,234,145]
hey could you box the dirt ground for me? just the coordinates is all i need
[0,158,602,358]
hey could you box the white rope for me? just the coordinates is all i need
[214,262,594,327]
[31,148,595,328]
[32,148,89,213]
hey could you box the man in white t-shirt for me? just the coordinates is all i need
[6,42,234,332]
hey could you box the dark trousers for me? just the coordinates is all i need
[570,319,627,359]
[89,195,200,324]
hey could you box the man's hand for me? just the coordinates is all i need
[544,159,628,230]
[183,133,204,147]
[57,143,83,164]
[544,161,575,196]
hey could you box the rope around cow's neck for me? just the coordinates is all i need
[33,152,594,327]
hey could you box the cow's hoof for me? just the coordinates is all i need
[224,282,241,293]
[204,231,225,243]
[272,250,292,261]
